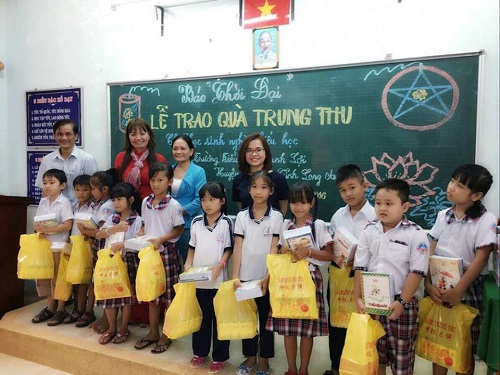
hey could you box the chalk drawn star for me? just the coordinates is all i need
[388,70,453,118]
[381,64,459,131]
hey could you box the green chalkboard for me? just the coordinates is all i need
[109,53,480,228]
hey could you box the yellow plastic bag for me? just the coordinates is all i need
[214,280,258,340]
[416,297,478,373]
[339,312,386,375]
[163,282,202,339]
[267,253,318,319]
[66,235,93,284]
[136,244,166,302]
[93,248,132,300]
[329,266,356,328]
[54,253,72,301]
[17,233,54,279]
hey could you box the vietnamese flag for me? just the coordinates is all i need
[243,0,291,29]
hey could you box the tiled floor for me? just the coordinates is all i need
[0,281,490,375]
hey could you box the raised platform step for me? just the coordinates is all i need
[0,300,489,375]
[0,352,72,375]
[0,300,293,375]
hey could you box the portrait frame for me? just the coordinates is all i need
[253,26,279,70]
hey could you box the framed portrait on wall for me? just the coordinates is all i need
[253,26,279,70]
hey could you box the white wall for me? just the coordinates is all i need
[2,0,499,217]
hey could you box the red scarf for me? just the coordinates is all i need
[124,149,149,190]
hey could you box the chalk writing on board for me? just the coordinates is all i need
[363,151,439,206]
[179,84,207,103]
[183,130,327,190]
[211,81,246,103]
[381,64,460,131]
[128,85,160,97]
[110,54,480,227]
[363,62,421,81]
[251,77,282,101]
[410,187,453,228]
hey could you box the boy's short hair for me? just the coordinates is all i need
[335,164,364,185]
[43,168,67,184]
[375,178,410,203]
[73,174,91,188]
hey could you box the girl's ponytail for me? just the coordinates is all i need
[465,200,485,219]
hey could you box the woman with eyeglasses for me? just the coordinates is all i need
[232,133,289,216]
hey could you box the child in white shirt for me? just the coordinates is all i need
[425,164,496,375]
[325,164,376,375]
[31,168,73,326]
[185,182,233,373]
[354,178,429,375]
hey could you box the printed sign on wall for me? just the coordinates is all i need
[27,150,51,205]
[26,88,82,147]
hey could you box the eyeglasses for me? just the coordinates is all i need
[245,147,265,155]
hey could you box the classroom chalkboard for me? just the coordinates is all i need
[109,52,480,228]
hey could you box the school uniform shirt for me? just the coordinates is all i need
[234,205,283,281]
[36,194,73,248]
[429,206,497,275]
[189,213,234,289]
[329,200,377,237]
[71,200,94,235]
[35,147,98,205]
[90,199,115,253]
[354,217,430,296]
[92,199,114,226]
[281,217,333,267]
[101,212,143,245]
[232,171,289,212]
[141,194,185,251]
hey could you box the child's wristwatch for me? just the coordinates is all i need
[397,296,410,309]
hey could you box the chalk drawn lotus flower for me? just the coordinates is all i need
[410,187,452,227]
[363,152,438,206]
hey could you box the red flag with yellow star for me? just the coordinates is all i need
[243,0,291,29]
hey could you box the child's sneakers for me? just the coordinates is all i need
[208,361,225,374]
[190,355,205,369]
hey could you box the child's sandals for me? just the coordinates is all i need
[151,338,173,354]
[75,311,96,328]
[208,361,225,374]
[63,309,83,324]
[31,307,54,324]
[98,332,116,345]
[189,355,206,369]
[47,310,69,326]
[112,330,130,344]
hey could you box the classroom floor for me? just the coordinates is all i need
[0,281,489,375]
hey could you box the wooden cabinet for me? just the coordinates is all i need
[0,195,32,317]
